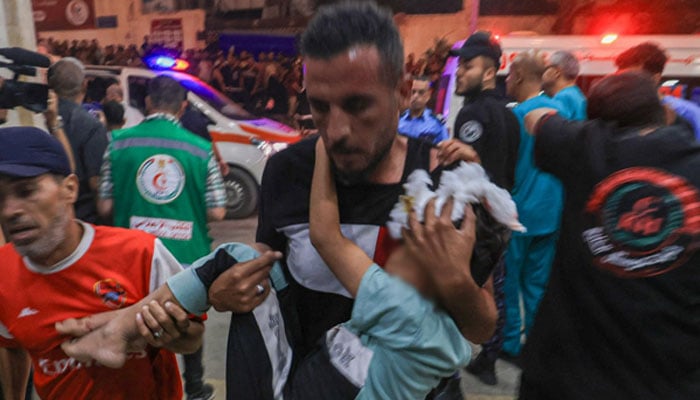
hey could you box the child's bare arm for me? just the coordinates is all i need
[56,283,203,368]
[309,138,373,296]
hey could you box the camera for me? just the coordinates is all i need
[0,47,51,113]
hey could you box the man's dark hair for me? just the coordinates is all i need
[103,100,124,126]
[587,71,664,129]
[299,1,404,87]
[148,75,186,114]
[614,42,668,75]
[412,75,433,88]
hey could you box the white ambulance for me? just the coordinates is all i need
[84,66,301,219]
[437,34,700,130]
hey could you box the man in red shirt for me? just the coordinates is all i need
[0,126,203,399]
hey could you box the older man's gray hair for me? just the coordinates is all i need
[48,57,85,99]
[548,51,580,80]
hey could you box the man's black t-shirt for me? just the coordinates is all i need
[256,136,435,354]
[59,98,108,223]
[523,115,700,399]
[453,89,520,191]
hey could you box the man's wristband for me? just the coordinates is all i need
[49,115,64,133]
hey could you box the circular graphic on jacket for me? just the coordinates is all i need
[136,154,185,204]
[458,120,483,143]
[583,167,700,278]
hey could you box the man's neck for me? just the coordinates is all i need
[409,108,425,118]
[553,81,575,96]
[517,82,543,103]
[147,109,178,118]
[366,135,408,185]
[61,95,82,105]
[30,220,84,267]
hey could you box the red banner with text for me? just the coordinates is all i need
[33,0,96,31]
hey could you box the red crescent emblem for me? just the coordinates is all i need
[152,172,167,190]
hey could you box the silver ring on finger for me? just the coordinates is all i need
[255,284,265,296]
[153,329,164,339]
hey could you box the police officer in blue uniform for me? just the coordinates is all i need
[398,76,449,145]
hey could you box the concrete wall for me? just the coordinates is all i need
[395,1,474,59]
[36,2,206,50]
[397,0,556,58]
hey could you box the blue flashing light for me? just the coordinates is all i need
[149,55,177,69]
[145,54,190,71]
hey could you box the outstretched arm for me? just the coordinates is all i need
[56,283,204,368]
[308,138,373,297]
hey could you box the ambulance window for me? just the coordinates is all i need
[128,76,149,115]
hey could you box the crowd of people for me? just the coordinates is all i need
[38,34,454,129]
[1,1,699,400]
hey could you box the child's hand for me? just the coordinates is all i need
[57,310,138,369]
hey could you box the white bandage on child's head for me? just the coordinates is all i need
[386,162,526,239]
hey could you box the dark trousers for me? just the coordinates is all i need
[480,257,506,357]
[183,345,205,395]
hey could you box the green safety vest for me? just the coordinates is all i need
[109,117,213,264]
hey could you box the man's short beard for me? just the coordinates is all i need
[14,211,70,263]
[458,81,483,99]
[333,136,394,186]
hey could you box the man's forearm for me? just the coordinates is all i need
[0,347,30,400]
[127,284,204,353]
[59,283,204,354]
[162,317,203,354]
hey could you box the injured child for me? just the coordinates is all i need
[57,138,524,400]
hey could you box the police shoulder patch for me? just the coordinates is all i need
[458,120,483,143]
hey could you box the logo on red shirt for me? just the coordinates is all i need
[93,279,127,309]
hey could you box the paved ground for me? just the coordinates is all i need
[195,216,520,399]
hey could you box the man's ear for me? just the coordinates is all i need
[61,174,79,204]
[177,100,188,118]
[551,66,562,79]
[511,70,522,85]
[483,65,497,84]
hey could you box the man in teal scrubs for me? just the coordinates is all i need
[541,50,587,121]
[501,51,566,360]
